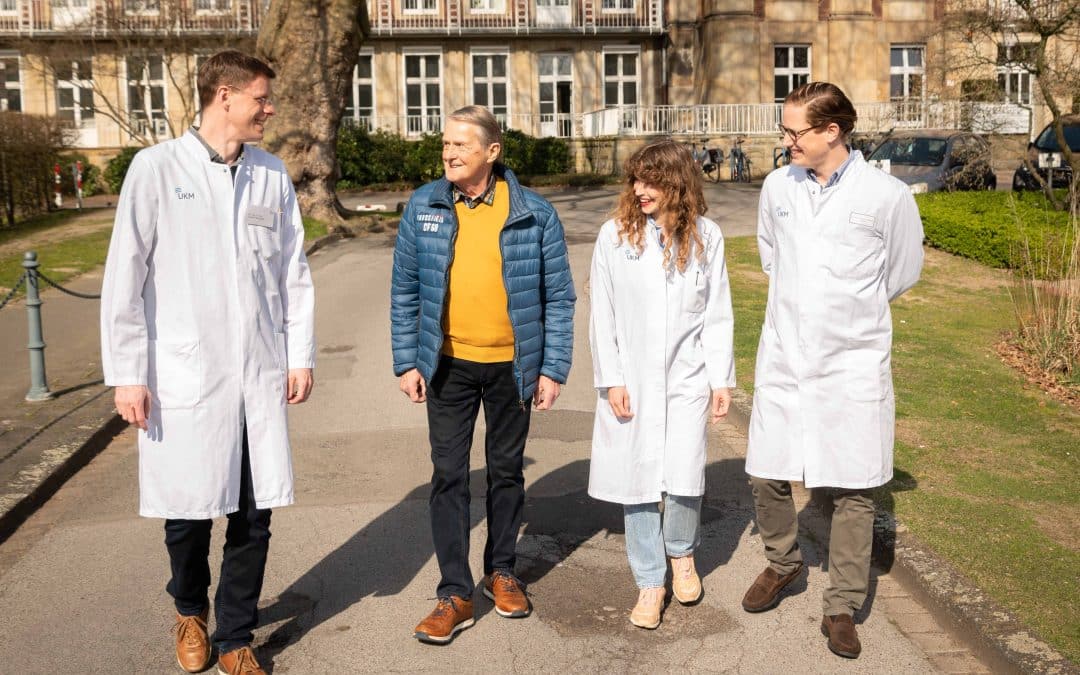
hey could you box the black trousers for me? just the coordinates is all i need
[426,355,532,599]
[164,431,272,654]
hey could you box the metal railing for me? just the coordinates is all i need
[368,0,663,34]
[344,112,580,138]
[0,251,100,402]
[0,0,262,36]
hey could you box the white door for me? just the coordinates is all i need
[539,54,572,137]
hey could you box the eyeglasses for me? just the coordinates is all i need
[777,123,825,142]
[227,86,273,109]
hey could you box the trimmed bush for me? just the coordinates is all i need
[916,191,1074,279]
[336,125,572,187]
[104,147,140,194]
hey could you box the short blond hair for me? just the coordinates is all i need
[447,105,503,148]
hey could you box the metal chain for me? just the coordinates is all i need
[35,270,102,300]
[0,272,27,311]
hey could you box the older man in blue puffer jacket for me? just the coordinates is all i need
[390,105,575,645]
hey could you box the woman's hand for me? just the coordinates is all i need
[710,388,731,424]
[607,386,633,419]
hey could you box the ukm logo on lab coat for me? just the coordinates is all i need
[174,187,195,200]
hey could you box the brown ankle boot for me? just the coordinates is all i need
[172,610,210,673]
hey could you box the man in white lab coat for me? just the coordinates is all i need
[741,82,923,659]
[100,51,314,675]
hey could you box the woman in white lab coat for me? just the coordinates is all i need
[588,140,736,629]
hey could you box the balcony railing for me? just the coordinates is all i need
[347,101,1032,140]
[367,0,663,35]
[0,0,262,36]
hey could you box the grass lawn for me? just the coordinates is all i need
[1,211,333,297]
[724,235,1080,662]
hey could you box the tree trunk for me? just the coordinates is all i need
[256,0,367,227]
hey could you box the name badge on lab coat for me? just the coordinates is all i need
[246,205,276,229]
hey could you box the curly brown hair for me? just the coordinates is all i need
[613,139,707,273]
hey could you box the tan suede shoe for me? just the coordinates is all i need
[629,587,665,629]
[670,555,703,604]
[741,563,803,612]
[821,613,862,659]
[217,646,266,675]
[172,610,210,673]
[413,596,475,644]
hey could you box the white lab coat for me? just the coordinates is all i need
[588,217,736,504]
[746,152,923,489]
[100,131,315,519]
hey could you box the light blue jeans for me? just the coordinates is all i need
[623,494,703,589]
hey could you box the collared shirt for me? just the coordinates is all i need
[452,172,498,209]
[807,147,857,190]
[648,215,666,250]
[189,126,244,180]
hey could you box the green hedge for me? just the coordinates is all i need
[336,125,571,188]
[916,191,1075,279]
[104,147,140,194]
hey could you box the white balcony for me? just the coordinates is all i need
[0,0,262,36]
[367,0,664,35]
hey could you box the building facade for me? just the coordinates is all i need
[0,0,1072,162]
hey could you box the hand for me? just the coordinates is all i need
[607,385,633,419]
[710,387,731,424]
[533,375,561,410]
[287,368,314,404]
[399,368,426,403]
[115,385,151,430]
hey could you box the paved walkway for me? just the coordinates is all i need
[0,182,994,673]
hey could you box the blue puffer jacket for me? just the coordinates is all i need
[390,164,576,402]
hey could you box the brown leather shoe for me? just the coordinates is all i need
[172,610,210,673]
[413,596,475,644]
[482,571,531,618]
[821,613,862,658]
[741,563,803,612]
[216,646,266,675]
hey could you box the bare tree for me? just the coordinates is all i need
[257,0,367,227]
[940,0,1080,209]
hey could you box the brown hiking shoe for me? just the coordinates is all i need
[741,563,803,612]
[482,571,531,618]
[172,610,210,673]
[413,596,475,644]
[216,646,266,675]
[821,613,862,658]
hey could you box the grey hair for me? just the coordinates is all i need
[447,105,503,148]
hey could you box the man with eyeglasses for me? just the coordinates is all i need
[101,50,314,675]
[740,82,923,659]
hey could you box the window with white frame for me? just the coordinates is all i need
[403,0,437,13]
[344,51,375,128]
[471,50,508,123]
[1,0,19,12]
[194,0,231,11]
[601,0,634,12]
[996,43,1035,105]
[404,51,441,135]
[0,53,21,112]
[538,53,572,137]
[773,45,809,102]
[127,55,168,135]
[603,49,638,108]
[124,0,160,12]
[55,59,94,127]
[469,0,505,12]
[889,45,924,100]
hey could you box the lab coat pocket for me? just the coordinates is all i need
[148,339,201,409]
[684,269,707,313]
[844,350,886,402]
[273,331,288,372]
[824,241,878,280]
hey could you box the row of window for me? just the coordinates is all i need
[0,44,1036,128]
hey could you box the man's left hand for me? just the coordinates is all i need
[533,375,561,411]
[287,368,314,404]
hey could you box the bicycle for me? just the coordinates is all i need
[700,147,724,183]
[729,137,752,183]
[773,146,791,169]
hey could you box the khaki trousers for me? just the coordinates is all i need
[749,476,875,616]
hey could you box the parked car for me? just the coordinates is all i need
[1012,115,1080,191]
[866,130,997,193]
